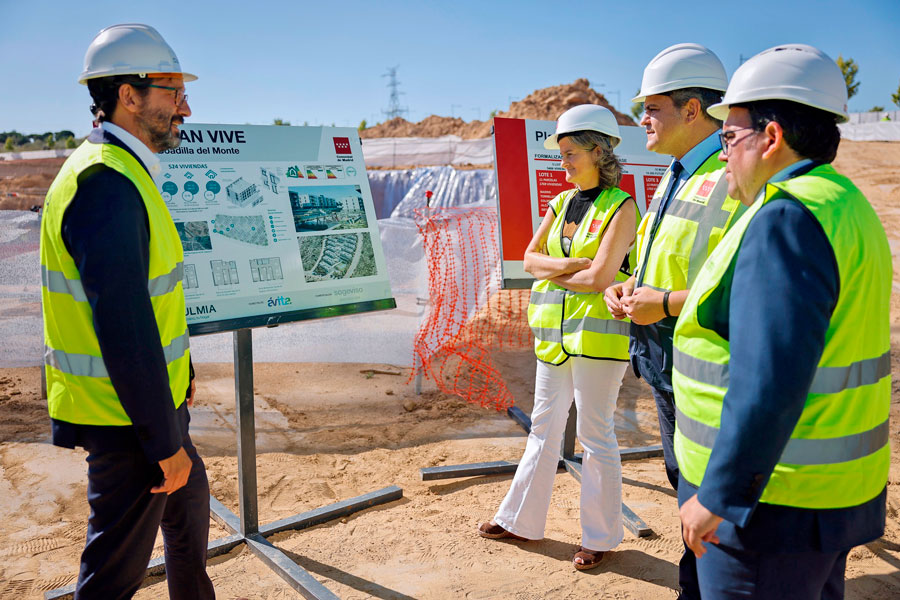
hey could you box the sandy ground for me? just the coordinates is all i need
[2,140,900,599]
[0,158,63,211]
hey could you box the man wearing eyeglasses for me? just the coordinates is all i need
[674,44,890,598]
[40,24,214,598]
[604,43,744,600]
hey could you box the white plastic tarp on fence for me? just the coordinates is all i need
[846,110,900,124]
[361,136,493,168]
[367,166,496,219]
[839,121,900,142]
[838,111,900,142]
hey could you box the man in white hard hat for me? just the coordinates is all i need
[40,24,214,598]
[674,44,889,598]
[604,42,744,600]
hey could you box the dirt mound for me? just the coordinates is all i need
[361,78,635,139]
[493,77,635,127]
[362,115,474,139]
[0,157,65,210]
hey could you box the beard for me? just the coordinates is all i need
[136,105,183,152]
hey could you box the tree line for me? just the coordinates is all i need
[2,130,80,151]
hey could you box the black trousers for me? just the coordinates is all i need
[651,385,699,600]
[75,425,215,599]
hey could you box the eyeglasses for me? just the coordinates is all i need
[145,84,188,107]
[718,126,757,156]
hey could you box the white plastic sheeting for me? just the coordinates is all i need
[361,135,493,168]
[839,121,900,142]
[837,111,900,142]
[367,166,497,219]
[847,110,900,124]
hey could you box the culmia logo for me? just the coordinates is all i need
[186,304,216,316]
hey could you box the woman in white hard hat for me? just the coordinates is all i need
[479,104,638,570]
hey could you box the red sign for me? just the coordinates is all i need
[697,179,715,198]
[494,118,669,283]
[643,175,662,209]
[535,170,569,216]
[588,219,603,234]
[619,173,636,202]
[332,137,351,154]
[493,118,535,262]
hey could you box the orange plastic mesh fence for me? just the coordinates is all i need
[410,206,532,410]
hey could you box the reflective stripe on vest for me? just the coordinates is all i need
[674,406,889,466]
[635,151,745,292]
[45,330,190,378]
[527,187,636,364]
[672,164,891,509]
[40,139,190,426]
[563,315,631,336]
[674,347,891,394]
[42,262,185,300]
[532,315,631,342]
[529,288,566,306]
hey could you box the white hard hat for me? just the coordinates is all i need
[707,44,849,123]
[632,43,727,103]
[79,23,197,84]
[544,104,622,149]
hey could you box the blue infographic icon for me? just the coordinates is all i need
[161,181,178,201]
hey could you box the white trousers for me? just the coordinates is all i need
[494,357,626,550]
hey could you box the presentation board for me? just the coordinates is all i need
[492,117,671,288]
[156,124,395,335]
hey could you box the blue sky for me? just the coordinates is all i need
[3,0,898,136]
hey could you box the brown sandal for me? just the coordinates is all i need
[478,521,529,541]
[573,547,605,571]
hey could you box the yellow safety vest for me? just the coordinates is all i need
[40,140,190,425]
[672,164,891,509]
[527,187,636,365]
[635,151,745,292]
